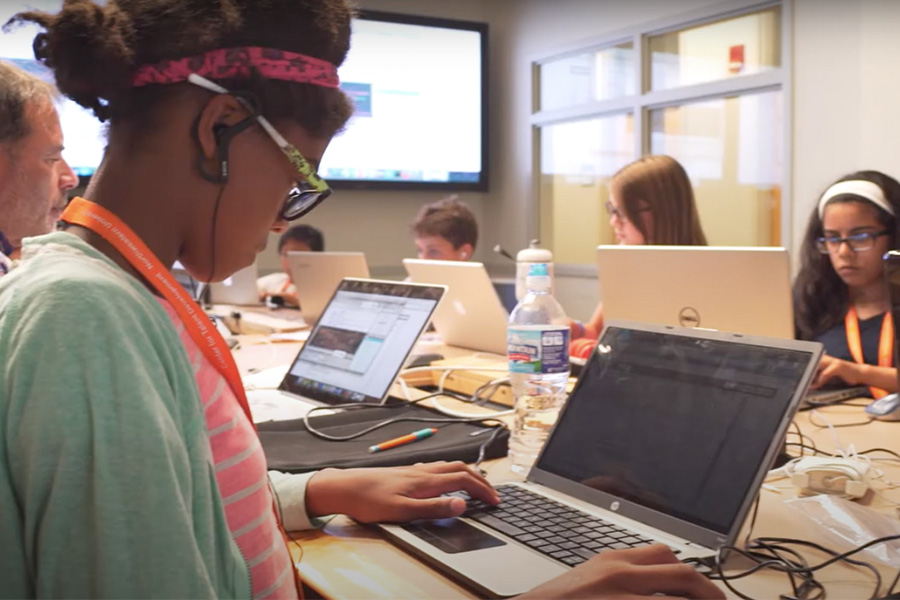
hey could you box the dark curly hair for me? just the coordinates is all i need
[5,0,355,139]
[794,170,900,340]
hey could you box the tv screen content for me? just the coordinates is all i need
[0,6,488,190]
[321,12,488,190]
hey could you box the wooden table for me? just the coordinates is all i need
[234,338,900,599]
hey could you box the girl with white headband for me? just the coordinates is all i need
[794,171,900,398]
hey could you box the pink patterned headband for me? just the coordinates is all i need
[132,47,340,88]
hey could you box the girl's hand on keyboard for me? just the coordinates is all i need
[305,461,500,523]
[518,544,724,600]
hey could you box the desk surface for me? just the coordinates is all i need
[234,338,900,599]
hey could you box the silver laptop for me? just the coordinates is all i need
[208,262,260,306]
[596,246,794,338]
[288,251,370,324]
[247,278,445,421]
[379,321,823,597]
[403,259,508,355]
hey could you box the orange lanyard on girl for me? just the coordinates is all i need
[61,197,254,424]
[844,306,894,399]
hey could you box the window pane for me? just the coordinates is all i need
[539,43,635,112]
[650,90,783,246]
[649,8,780,91]
[539,114,635,264]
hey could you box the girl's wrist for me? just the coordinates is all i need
[573,320,585,338]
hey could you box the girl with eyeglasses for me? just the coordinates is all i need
[0,1,723,599]
[570,155,708,340]
[795,171,900,396]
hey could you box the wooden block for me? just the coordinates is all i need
[400,355,513,406]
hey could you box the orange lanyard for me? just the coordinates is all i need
[60,197,254,423]
[844,307,894,399]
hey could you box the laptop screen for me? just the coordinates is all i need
[280,279,444,404]
[536,326,813,535]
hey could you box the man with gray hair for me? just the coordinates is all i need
[0,60,78,274]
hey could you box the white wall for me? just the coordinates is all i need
[792,0,900,266]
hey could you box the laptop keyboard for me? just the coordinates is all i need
[453,484,675,567]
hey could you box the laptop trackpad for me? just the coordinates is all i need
[401,519,506,554]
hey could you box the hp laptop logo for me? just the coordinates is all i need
[678,307,700,328]
[610,501,620,512]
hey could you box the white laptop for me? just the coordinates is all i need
[208,262,260,306]
[247,278,445,422]
[403,259,508,355]
[379,321,823,597]
[288,251,370,324]
[596,246,794,338]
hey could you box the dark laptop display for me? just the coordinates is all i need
[378,322,822,598]
[536,326,812,536]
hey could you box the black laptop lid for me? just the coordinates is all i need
[531,323,821,548]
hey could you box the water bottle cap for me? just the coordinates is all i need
[528,263,549,277]
[526,263,551,291]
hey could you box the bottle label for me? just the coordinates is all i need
[508,327,570,374]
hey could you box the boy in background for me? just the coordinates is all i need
[257,224,324,306]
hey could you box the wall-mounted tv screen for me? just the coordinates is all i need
[1,6,489,191]
[321,11,489,191]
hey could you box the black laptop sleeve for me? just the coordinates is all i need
[257,404,509,473]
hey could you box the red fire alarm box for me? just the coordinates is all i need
[729,44,745,74]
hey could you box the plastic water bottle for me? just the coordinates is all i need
[507,263,570,474]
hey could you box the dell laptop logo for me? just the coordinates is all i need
[679,307,701,328]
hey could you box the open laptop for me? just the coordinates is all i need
[288,251,370,324]
[208,262,260,306]
[596,246,794,339]
[403,259,509,355]
[379,321,823,597]
[246,278,445,422]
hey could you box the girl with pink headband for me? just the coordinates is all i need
[0,1,722,599]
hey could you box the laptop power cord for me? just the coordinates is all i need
[706,533,900,600]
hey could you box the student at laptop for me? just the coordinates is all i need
[570,155,708,340]
[795,171,900,397]
[411,195,478,261]
[257,223,324,306]
[0,2,720,599]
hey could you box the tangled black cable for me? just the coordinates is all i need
[708,533,900,600]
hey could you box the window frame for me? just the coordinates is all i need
[531,0,792,277]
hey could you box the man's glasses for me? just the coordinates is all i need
[187,74,332,222]
[816,230,890,254]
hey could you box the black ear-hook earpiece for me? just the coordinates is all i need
[195,117,255,184]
